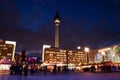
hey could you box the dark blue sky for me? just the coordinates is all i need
[0,0,120,52]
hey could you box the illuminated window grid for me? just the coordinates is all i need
[44,48,86,65]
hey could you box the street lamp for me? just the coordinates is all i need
[77,46,81,50]
[101,51,105,62]
[84,47,90,64]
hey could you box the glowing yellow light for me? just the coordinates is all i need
[101,51,105,55]
[84,47,89,52]
[77,46,81,49]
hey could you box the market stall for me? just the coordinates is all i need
[0,57,11,74]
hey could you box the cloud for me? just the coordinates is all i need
[0,0,23,25]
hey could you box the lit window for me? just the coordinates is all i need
[46,51,49,53]
[49,54,53,56]
[60,50,63,52]
[68,51,71,53]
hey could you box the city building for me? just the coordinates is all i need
[88,49,98,63]
[0,43,14,61]
[42,2,87,66]
[43,47,86,66]
[5,41,16,61]
[0,40,16,61]
[94,44,120,63]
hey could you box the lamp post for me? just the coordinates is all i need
[77,46,81,65]
[84,47,89,64]
[101,51,105,62]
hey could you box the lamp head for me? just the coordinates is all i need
[84,47,89,52]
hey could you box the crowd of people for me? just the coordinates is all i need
[9,62,70,76]
[83,64,120,72]
[43,64,69,75]
[9,61,120,76]
[10,62,35,75]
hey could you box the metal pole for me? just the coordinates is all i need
[102,55,104,62]
[87,52,89,64]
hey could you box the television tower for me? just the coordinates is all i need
[54,0,60,48]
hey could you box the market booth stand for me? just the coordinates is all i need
[0,57,11,74]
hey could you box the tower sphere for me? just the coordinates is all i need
[54,11,60,24]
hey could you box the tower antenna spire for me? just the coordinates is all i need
[56,0,58,11]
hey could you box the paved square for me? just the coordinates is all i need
[0,72,120,80]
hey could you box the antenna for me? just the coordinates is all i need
[56,0,58,11]
[54,0,60,21]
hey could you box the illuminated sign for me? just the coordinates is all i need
[113,46,120,52]
[115,47,120,51]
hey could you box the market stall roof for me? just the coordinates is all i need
[100,60,112,64]
[0,57,10,64]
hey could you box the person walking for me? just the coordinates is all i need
[53,64,57,74]
[10,63,14,75]
[43,65,47,76]
[24,62,28,76]
[58,66,61,73]
[30,63,34,75]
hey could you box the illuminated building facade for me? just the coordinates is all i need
[0,40,16,62]
[0,43,14,61]
[5,41,16,61]
[93,44,120,63]
[43,47,86,66]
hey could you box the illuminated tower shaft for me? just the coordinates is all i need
[55,22,59,48]
[54,11,60,48]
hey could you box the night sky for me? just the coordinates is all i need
[0,0,120,52]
